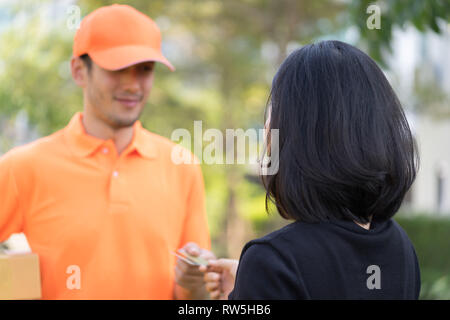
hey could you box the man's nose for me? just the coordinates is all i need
[121,68,141,93]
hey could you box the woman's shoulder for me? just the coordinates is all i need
[248,220,324,244]
[241,221,323,258]
[230,222,314,299]
[230,224,311,299]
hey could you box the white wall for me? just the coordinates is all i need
[412,115,450,214]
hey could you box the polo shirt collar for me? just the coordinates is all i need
[64,112,158,159]
[132,120,159,159]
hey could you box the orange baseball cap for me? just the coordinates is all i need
[73,4,174,71]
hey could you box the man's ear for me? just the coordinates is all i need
[71,56,88,88]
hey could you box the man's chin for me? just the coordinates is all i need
[107,112,141,129]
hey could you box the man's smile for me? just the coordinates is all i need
[114,96,142,108]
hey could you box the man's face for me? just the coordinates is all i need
[83,60,155,129]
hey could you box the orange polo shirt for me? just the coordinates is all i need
[0,112,210,299]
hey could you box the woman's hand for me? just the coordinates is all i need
[199,259,239,300]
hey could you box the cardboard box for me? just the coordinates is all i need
[0,253,42,300]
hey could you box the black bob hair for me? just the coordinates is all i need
[262,40,419,224]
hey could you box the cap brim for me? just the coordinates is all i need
[88,45,175,71]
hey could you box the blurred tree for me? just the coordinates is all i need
[347,0,450,118]
[0,0,346,257]
[348,0,450,65]
[1,0,449,258]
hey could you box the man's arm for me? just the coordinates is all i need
[173,159,212,299]
[0,152,24,242]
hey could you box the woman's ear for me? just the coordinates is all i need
[71,56,87,88]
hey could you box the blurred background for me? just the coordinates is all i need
[0,0,449,299]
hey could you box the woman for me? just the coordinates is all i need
[201,40,421,299]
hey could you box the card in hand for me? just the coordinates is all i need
[172,249,209,266]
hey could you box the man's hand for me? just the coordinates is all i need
[174,242,216,299]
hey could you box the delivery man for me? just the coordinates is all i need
[0,4,213,299]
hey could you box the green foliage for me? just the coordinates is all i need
[348,0,450,65]
[395,214,450,299]
[0,4,81,135]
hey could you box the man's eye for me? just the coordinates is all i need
[142,65,154,72]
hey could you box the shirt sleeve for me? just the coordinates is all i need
[0,152,24,242]
[178,162,211,251]
[228,241,308,300]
